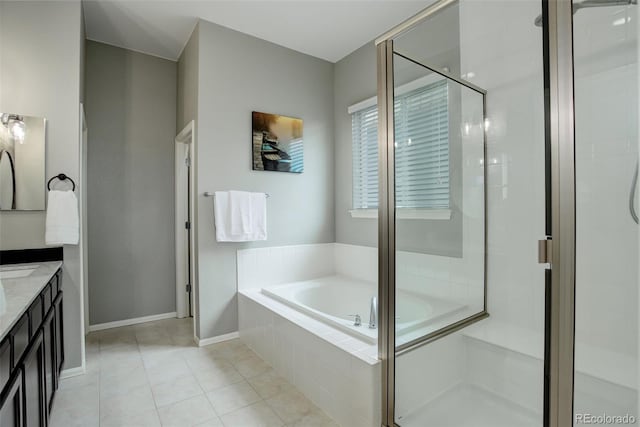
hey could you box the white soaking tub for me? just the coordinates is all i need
[262,275,465,343]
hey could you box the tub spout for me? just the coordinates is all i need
[369,296,377,329]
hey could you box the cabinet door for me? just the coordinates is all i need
[11,314,29,371]
[27,299,42,341]
[0,338,11,394]
[21,331,45,427]
[41,308,55,416]
[52,293,63,381]
[0,369,23,427]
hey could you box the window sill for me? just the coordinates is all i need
[349,209,452,220]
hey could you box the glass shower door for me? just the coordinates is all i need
[377,1,547,425]
[572,1,639,424]
[391,53,487,352]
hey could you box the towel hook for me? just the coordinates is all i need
[47,173,76,192]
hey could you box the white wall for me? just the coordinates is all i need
[573,2,639,409]
[0,0,85,370]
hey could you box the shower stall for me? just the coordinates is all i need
[375,0,638,426]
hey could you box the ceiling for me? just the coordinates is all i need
[82,0,431,63]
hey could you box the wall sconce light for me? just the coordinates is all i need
[1,114,26,143]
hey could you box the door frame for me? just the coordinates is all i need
[175,120,197,324]
[542,1,576,426]
[375,0,578,426]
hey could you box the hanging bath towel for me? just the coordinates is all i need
[45,190,79,245]
[214,191,267,242]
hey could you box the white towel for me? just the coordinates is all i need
[229,191,252,235]
[45,190,79,245]
[213,191,267,242]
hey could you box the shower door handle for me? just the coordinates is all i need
[538,238,552,264]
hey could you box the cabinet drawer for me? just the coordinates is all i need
[10,314,29,369]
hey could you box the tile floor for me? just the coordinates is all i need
[50,318,338,427]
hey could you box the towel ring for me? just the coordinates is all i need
[47,173,76,191]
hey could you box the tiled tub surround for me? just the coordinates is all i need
[51,317,336,427]
[238,243,483,344]
[239,292,379,427]
[238,244,637,425]
[237,243,484,427]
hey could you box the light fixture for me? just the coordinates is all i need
[1,114,26,143]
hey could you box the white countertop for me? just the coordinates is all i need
[0,261,62,339]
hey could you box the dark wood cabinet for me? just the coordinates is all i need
[0,268,64,427]
[20,331,45,427]
[0,370,23,427]
[52,293,63,382]
[41,308,55,415]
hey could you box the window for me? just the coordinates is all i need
[351,79,450,211]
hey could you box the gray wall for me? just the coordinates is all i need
[85,41,177,325]
[334,6,463,257]
[177,24,199,132]
[0,0,85,370]
[187,20,335,340]
[176,25,200,334]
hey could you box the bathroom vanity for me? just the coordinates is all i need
[0,262,64,427]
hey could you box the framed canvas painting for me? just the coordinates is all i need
[252,111,303,173]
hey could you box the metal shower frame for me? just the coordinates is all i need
[375,0,577,426]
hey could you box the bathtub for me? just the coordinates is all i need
[262,275,465,344]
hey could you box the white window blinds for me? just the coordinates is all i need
[351,79,450,210]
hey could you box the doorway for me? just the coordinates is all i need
[175,120,196,324]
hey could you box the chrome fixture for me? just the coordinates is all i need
[534,0,637,27]
[369,296,377,329]
[348,314,361,326]
[630,160,639,224]
[203,191,270,198]
[1,114,26,143]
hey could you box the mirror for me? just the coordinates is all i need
[0,114,46,210]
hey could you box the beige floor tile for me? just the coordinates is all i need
[57,371,99,391]
[51,319,337,427]
[98,332,138,349]
[49,383,99,427]
[232,353,271,379]
[100,384,157,421]
[287,409,339,427]
[100,367,149,400]
[184,350,234,373]
[247,369,294,399]
[194,418,224,427]
[145,358,191,386]
[193,365,244,392]
[266,389,316,425]
[219,401,284,427]
[99,344,143,368]
[157,395,217,427]
[151,374,204,407]
[207,339,253,360]
[100,408,161,427]
[206,381,261,415]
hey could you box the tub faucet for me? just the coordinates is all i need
[348,314,362,327]
[369,296,377,329]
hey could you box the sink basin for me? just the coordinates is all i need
[0,266,38,279]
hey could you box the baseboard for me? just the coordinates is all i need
[59,366,85,380]
[89,312,177,332]
[196,331,239,347]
